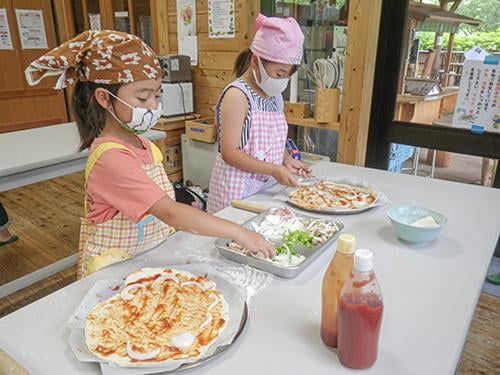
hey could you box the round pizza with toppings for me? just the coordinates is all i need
[85,268,228,367]
[289,181,378,211]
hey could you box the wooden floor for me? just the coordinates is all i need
[0,172,83,285]
[0,172,499,374]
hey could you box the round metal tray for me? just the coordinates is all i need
[162,303,249,374]
[286,199,378,215]
[287,180,381,215]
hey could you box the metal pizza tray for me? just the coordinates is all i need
[286,181,381,215]
[286,199,378,215]
[216,209,344,278]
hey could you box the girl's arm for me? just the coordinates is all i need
[149,196,275,258]
[219,88,299,187]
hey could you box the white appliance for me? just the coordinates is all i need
[181,134,218,189]
[161,82,193,117]
[180,134,329,190]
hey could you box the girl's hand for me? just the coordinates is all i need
[283,156,312,178]
[272,165,300,187]
[235,229,275,259]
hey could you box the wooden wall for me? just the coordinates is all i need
[0,0,68,133]
[164,0,259,117]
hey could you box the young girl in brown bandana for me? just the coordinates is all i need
[26,31,274,278]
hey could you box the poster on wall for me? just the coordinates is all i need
[452,55,500,133]
[177,0,198,66]
[15,9,48,49]
[89,13,101,31]
[177,0,196,37]
[208,0,235,39]
[0,8,13,50]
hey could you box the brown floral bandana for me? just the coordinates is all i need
[25,30,161,89]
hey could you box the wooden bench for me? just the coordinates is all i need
[0,122,166,192]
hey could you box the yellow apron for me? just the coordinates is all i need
[77,141,175,278]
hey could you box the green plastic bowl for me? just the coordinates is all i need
[387,205,447,243]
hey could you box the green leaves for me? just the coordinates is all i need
[275,230,314,256]
[417,29,499,52]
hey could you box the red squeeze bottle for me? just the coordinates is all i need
[320,234,356,348]
[338,249,383,369]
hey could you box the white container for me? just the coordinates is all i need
[161,82,193,117]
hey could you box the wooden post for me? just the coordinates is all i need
[239,0,259,50]
[128,0,136,35]
[99,0,115,30]
[422,50,436,79]
[82,0,89,30]
[53,0,76,42]
[443,33,455,87]
[151,0,170,55]
[337,0,383,166]
[430,32,443,81]
[52,0,77,122]
[398,18,415,95]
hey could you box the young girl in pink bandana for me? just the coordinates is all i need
[208,14,312,214]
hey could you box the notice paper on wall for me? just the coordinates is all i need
[177,0,196,37]
[177,0,198,66]
[452,54,500,133]
[0,8,13,50]
[179,35,198,66]
[208,0,235,39]
[15,9,48,49]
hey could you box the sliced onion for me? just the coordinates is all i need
[121,284,145,300]
[152,274,179,287]
[200,313,213,330]
[208,294,219,311]
[171,332,195,350]
[126,341,160,361]
[98,304,112,318]
[180,281,205,290]
[204,282,215,291]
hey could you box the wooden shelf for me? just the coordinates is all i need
[286,115,340,131]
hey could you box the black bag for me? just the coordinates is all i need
[173,182,207,211]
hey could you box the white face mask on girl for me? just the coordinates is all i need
[252,57,290,97]
[106,90,162,135]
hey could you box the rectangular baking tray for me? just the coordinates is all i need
[215,209,344,278]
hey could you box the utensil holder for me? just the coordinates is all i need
[314,88,340,123]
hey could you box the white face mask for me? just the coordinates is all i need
[252,57,290,97]
[106,91,162,135]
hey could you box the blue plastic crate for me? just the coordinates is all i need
[388,143,415,173]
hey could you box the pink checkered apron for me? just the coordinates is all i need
[207,80,288,213]
[77,141,175,278]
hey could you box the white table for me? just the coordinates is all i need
[0,161,499,375]
[0,122,166,192]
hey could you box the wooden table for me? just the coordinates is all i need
[397,88,459,168]
[433,114,499,187]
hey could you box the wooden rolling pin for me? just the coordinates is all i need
[0,349,30,375]
[231,200,268,214]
